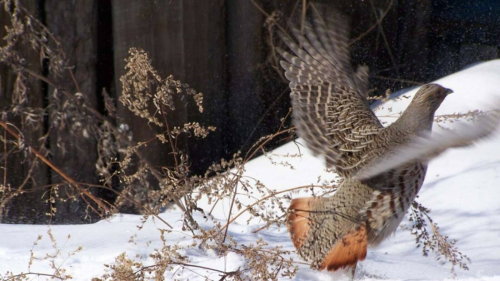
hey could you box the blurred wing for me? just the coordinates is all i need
[354,65,370,99]
[355,110,500,180]
[278,14,383,176]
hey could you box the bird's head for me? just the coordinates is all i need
[412,84,453,112]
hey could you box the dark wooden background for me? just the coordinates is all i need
[1,0,499,224]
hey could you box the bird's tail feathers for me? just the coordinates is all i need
[319,223,368,271]
[287,197,319,248]
[287,197,368,271]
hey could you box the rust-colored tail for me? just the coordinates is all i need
[319,223,368,271]
[287,197,368,271]
[287,197,318,248]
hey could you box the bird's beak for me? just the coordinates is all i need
[445,88,453,95]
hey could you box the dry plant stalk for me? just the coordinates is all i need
[405,201,471,275]
[1,228,81,281]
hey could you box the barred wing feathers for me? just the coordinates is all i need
[278,19,383,176]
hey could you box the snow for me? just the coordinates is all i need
[2,60,500,280]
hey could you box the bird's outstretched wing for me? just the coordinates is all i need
[355,109,500,180]
[278,14,383,177]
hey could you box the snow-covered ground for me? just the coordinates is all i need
[2,60,500,280]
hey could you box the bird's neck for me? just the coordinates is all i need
[393,104,435,135]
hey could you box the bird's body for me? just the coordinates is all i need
[286,87,434,270]
[278,11,498,273]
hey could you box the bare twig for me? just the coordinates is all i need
[349,0,394,45]
[0,121,114,215]
[217,184,326,236]
[369,0,399,77]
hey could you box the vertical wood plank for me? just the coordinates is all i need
[0,0,50,223]
[112,0,227,176]
[225,0,265,153]
[181,0,226,173]
[112,1,187,173]
[45,0,100,223]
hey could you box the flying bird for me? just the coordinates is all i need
[277,12,499,274]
